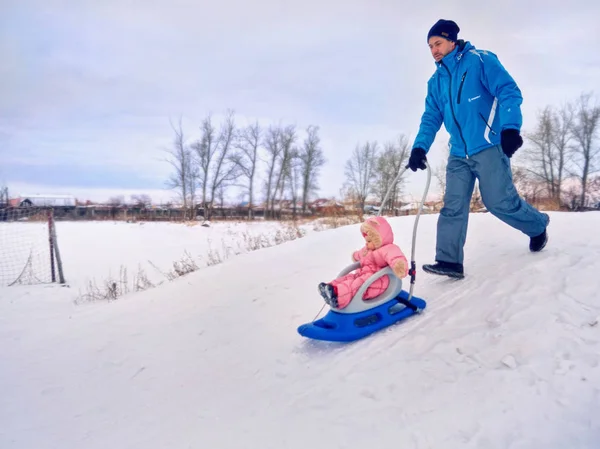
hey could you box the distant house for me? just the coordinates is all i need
[399,202,433,214]
[310,198,344,215]
[10,194,77,208]
[363,204,380,214]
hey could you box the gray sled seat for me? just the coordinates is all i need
[332,262,403,314]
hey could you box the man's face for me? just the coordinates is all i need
[428,36,456,62]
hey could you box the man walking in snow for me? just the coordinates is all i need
[406,19,549,279]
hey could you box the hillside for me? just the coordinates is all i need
[1,212,599,449]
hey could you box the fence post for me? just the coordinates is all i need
[49,208,66,284]
[47,209,56,283]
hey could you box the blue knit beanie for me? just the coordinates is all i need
[427,19,460,42]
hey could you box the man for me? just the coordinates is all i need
[406,19,549,279]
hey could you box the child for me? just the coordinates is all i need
[318,216,409,309]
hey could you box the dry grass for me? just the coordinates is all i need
[75,265,154,303]
[74,222,307,304]
[531,198,564,211]
[310,214,362,231]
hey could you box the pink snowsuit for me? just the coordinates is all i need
[331,216,409,309]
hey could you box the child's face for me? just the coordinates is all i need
[362,230,376,250]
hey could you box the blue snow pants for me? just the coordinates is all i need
[436,144,549,264]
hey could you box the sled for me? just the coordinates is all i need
[297,262,427,342]
[297,161,432,343]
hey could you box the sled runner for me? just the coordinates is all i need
[297,162,431,343]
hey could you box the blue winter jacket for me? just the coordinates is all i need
[413,40,523,158]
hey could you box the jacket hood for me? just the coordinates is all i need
[362,216,394,247]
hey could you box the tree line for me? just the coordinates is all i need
[4,90,597,217]
[164,110,413,219]
[341,136,411,213]
[164,110,326,220]
[515,91,600,209]
[165,91,599,219]
[433,91,600,211]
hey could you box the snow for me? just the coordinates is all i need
[47,220,312,292]
[1,212,600,449]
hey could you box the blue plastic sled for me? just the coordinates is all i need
[298,263,427,343]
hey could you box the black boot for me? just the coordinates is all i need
[529,229,548,252]
[530,213,549,252]
[422,261,464,279]
[318,282,339,308]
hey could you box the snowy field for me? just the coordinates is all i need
[1,218,321,293]
[1,211,600,449]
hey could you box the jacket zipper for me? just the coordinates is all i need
[441,61,468,157]
[479,113,497,135]
[457,71,467,104]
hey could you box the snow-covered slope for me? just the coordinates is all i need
[1,212,599,449]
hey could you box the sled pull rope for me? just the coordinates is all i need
[312,303,327,322]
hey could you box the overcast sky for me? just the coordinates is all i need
[1,0,599,203]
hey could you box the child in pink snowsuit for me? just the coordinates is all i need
[318,216,409,309]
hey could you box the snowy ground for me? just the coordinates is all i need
[1,218,321,292]
[1,212,600,449]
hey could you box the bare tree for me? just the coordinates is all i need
[216,184,226,209]
[232,121,262,219]
[523,103,573,206]
[271,124,296,218]
[164,117,192,216]
[563,182,583,210]
[107,195,125,219]
[288,147,302,219]
[186,160,199,214]
[524,106,553,197]
[261,124,296,218]
[552,102,575,202]
[131,194,152,208]
[429,141,450,200]
[512,165,545,205]
[192,110,239,220]
[107,195,125,206]
[373,143,396,212]
[262,126,282,219]
[191,113,218,215]
[0,184,9,208]
[569,92,600,208]
[208,110,239,219]
[373,135,410,213]
[298,125,326,213]
[433,162,447,200]
[344,141,379,212]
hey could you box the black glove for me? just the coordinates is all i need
[406,147,427,171]
[500,128,523,158]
